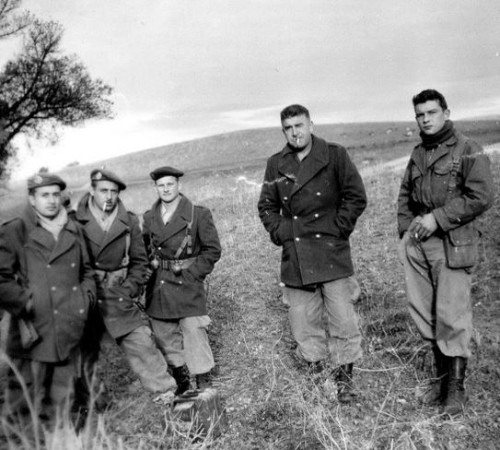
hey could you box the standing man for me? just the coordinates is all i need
[0,173,96,422]
[397,89,494,415]
[143,166,221,391]
[74,169,177,406]
[258,104,367,403]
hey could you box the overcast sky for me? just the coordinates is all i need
[2,0,499,179]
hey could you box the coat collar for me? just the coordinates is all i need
[277,135,329,196]
[75,192,131,252]
[412,133,459,174]
[146,195,194,245]
[22,204,80,263]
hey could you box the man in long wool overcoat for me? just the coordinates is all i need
[258,104,367,403]
[74,169,177,406]
[143,166,222,391]
[0,173,96,422]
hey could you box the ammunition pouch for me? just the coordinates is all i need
[158,257,195,275]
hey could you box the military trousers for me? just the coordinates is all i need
[283,276,362,366]
[401,233,473,358]
[151,315,215,375]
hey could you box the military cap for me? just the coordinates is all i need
[27,173,66,191]
[90,168,126,191]
[150,166,184,181]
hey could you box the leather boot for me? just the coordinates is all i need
[419,346,449,405]
[443,357,467,416]
[336,363,356,404]
[195,372,211,390]
[172,365,191,395]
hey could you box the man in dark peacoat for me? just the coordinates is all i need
[74,169,176,406]
[143,166,222,390]
[258,104,367,403]
[0,173,96,421]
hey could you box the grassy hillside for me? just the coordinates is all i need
[1,140,499,448]
[2,119,499,222]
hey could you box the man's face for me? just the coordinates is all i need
[414,100,450,136]
[91,180,120,212]
[282,114,313,151]
[154,176,180,203]
[29,185,62,219]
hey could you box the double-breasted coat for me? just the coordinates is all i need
[258,135,367,287]
[75,193,148,338]
[142,195,221,319]
[0,205,96,362]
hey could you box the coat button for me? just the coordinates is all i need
[179,281,183,285]
[314,213,319,218]
[293,216,298,220]
[316,192,321,196]
[79,309,84,314]
[119,298,123,302]
[295,237,300,242]
[72,286,78,291]
[47,264,51,269]
[51,286,56,291]
[71,263,76,268]
[54,309,58,315]
[316,234,321,238]
[160,280,165,285]
[95,262,100,266]
[98,300,103,304]
[283,196,288,201]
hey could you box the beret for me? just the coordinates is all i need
[150,166,184,181]
[90,169,126,191]
[27,173,66,191]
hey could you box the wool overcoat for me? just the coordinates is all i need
[258,135,367,288]
[75,193,149,338]
[0,205,96,362]
[142,195,221,319]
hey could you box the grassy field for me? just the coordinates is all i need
[1,121,499,449]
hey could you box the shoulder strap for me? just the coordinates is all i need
[120,212,134,268]
[174,202,196,259]
[446,135,468,196]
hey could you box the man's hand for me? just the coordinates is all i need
[408,213,438,241]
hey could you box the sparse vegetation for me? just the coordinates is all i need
[1,124,499,449]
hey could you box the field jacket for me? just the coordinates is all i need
[142,195,221,319]
[397,132,494,239]
[75,194,149,338]
[258,135,367,287]
[0,205,96,362]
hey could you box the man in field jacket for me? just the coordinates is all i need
[397,89,494,416]
[74,169,176,406]
[0,173,96,421]
[143,166,222,391]
[258,104,367,403]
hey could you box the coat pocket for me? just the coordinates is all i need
[444,222,479,269]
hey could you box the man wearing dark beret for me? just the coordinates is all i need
[73,168,177,410]
[143,166,222,391]
[0,172,96,423]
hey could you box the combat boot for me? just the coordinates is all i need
[195,372,211,390]
[418,346,449,405]
[172,365,191,396]
[442,357,468,416]
[336,363,356,404]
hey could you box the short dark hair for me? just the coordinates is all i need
[280,104,310,121]
[412,89,448,110]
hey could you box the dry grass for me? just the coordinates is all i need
[0,128,499,449]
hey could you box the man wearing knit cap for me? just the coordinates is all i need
[74,168,177,410]
[397,89,494,416]
[0,173,96,423]
[143,166,222,391]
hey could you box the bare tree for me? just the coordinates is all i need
[0,0,31,39]
[0,1,114,178]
